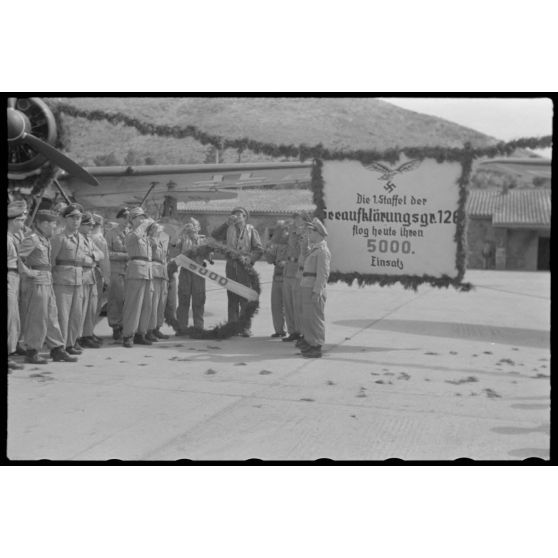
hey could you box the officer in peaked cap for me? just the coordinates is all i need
[91,213,111,327]
[7,201,28,370]
[146,221,170,341]
[283,211,312,345]
[122,207,155,347]
[77,212,104,348]
[51,202,85,355]
[18,209,78,364]
[297,217,331,359]
[105,207,131,340]
[172,217,209,334]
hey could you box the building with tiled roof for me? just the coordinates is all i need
[465,188,550,270]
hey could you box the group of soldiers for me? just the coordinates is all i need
[263,211,331,358]
[7,200,331,371]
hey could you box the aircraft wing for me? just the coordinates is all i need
[58,162,312,208]
[477,158,551,180]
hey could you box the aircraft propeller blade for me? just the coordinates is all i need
[22,133,100,186]
[7,97,17,109]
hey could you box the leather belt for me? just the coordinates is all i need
[30,264,51,271]
[8,267,18,273]
[82,265,94,269]
[152,258,163,263]
[131,256,151,261]
[303,272,317,277]
[56,259,81,267]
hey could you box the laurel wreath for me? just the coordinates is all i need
[166,240,261,340]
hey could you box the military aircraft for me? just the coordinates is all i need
[7,97,312,215]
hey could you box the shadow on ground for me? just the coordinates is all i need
[334,319,549,349]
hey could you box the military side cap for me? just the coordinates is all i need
[129,206,146,219]
[231,206,249,218]
[116,207,130,219]
[81,212,95,226]
[92,213,104,226]
[35,210,58,223]
[307,217,328,237]
[8,200,28,219]
[62,203,83,217]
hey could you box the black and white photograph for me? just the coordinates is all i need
[5,95,552,462]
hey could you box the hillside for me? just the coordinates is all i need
[45,97,498,166]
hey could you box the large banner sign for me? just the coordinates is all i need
[322,158,465,284]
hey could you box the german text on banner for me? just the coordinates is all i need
[322,158,463,279]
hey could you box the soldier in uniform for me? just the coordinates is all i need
[173,218,208,333]
[18,210,78,364]
[298,218,331,359]
[264,220,289,337]
[91,213,111,325]
[212,207,263,337]
[121,207,154,347]
[51,204,86,355]
[282,212,311,344]
[7,201,28,370]
[105,207,130,341]
[147,221,170,341]
[77,212,104,348]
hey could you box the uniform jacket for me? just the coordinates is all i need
[300,240,331,294]
[105,224,130,275]
[80,234,104,285]
[50,231,84,285]
[212,222,263,263]
[92,232,111,283]
[18,228,54,285]
[150,237,168,280]
[125,220,153,280]
[265,243,289,279]
[284,231,301,279]
[296,234,311,279]
[7,232,19,270]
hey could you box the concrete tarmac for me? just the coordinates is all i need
[7,263,550,461]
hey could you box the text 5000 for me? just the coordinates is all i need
[367,239,413,255]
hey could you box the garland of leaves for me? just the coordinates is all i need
[51,102,552,291]
[51,102,552,163]
[166,240,261,339]
[313,154,475,292]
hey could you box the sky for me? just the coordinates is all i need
[379,98,553,141]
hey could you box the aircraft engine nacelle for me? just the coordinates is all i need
[7,97,58,180]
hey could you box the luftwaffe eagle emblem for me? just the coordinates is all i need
[364,159,422,181]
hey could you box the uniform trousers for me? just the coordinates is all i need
[301,286,326,347]
[177,268,206,330]
[122,278,153,338]
[293,279,304,334]
[54,284,84,348]
[80,282,99,337]
[8,272,20,354]
[282,276,299,335]
[271,276,285,333]
[225,260,252,327]
[107,272,126,328]
[21,279,65,351]
[149,277,168,331]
